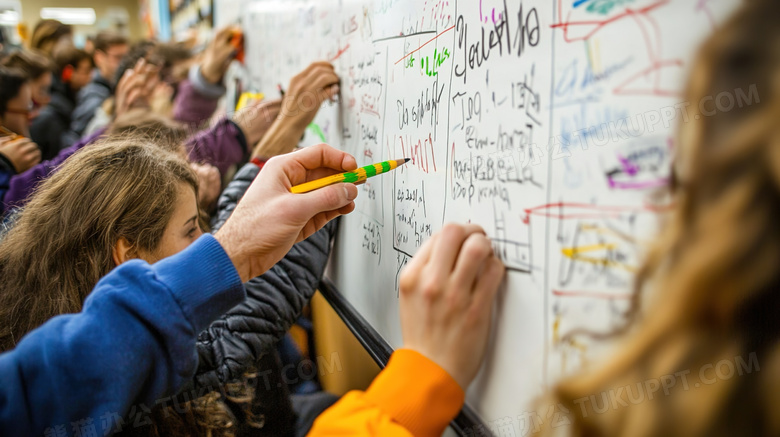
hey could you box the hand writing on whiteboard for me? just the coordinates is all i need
[280,61,340,130]
[399,223,506,390]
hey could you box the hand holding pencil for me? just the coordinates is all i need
[217,144,359,281]
[290,158,409,193]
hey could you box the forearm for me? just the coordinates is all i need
[252,117,305,158]
[185,118,248,175]
[0,234,244,436]
[172,66,224,125]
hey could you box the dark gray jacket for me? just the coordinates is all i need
[193,162,337,390]
[71,74,112,137]
[136,162,338,437]
[29,77,79,160]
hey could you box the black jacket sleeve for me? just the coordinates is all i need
[29,108,65,161]
[192,162,338,390]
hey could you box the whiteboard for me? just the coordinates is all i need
[236,0,739,429]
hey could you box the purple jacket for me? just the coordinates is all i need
[186,118,248,176]
[3,116,246,211]
[173,66,225,126]
[3,129,106,211]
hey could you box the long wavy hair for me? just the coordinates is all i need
[0,137,266,436]
[548,1,780,436]
[0,138,198,350]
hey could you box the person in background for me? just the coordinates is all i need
[81,40,157,136]
[83,34,95,56]
[1,50,55,120]
[29,19,72,58]
[71,31,129,136]
[148,42,196,116]
[29,46,92,160]
[0,66,41,208]
[173,26,241,126]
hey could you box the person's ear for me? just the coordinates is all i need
[94,50,105,67]
[61,65,74,83]
[112,237,136,266]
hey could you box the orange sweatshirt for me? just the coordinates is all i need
[308,349,465,436]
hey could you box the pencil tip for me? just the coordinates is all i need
[404,158,410,162]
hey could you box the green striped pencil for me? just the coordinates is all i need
[290,158,410,194]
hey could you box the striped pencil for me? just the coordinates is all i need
[290,158,410,194]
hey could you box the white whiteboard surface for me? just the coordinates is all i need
[235,0,739,429]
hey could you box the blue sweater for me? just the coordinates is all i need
[0,234,245,436]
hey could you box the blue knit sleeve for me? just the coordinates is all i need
[0,234,245,437]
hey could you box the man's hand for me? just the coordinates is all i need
[232,98,282,152]
[399,224,505,389]
[190,162,221,212]
[115,59,160,118]
[280,61,340,130]
[200,26,239,84]
[0,137,42,173]
[215,143,358,282]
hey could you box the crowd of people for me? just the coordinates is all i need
[1,0,780,436]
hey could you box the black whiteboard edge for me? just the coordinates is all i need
[318,277,493,437]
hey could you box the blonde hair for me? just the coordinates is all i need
[548,1,780,436]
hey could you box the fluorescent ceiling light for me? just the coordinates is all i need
[40,8,96,25]
[0,10,19,25]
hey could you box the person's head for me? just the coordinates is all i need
[107,108,188,158]
[1,50,54,117]
[53,46,93,92]
[92,31,129,82]
[0,138,200,351]
[30,19,72,57]
[150,42,193,86]
[0,66,31,136]
[550,1,780,435]
[113,40,156,86]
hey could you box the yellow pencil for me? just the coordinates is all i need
[291,158,410,194]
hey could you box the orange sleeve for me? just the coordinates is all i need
[308,349,466,437]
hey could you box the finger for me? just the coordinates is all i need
[430,224,487,276]
[471,256,505,312]
[408,232,438,268]
[214,26,237,43]
[325,84,340,102]
[452,233,495,292]
[294,182,356,219]
[8,137,31,146]
[28,153,42,165]
[304,166,350,181]
[123,89,144,110]
[115,70,134,95]
[281,144,357,182]
[296,61,334,81]
[133,58,146,73]
[297,200,355,242]
[311,77,341,105]
[307,201,355,231]
[308,69,340,93]
[20,142,39,154]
